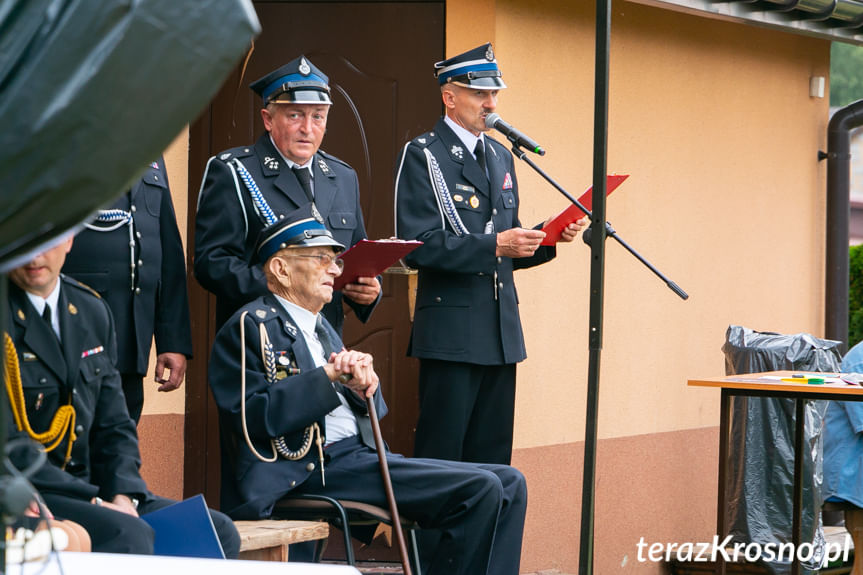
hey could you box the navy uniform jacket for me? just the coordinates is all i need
[62,157,193,376]
[194,133,378,332]
[6,277,148,502]
[208,294,387,519]
[395,118,555,365]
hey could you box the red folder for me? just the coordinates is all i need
[333,239,423,291]
[540,174,629,245]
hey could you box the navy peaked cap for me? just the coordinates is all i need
[434,43,506,90]
[250,56,333,105]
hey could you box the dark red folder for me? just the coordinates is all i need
[540,174,629,245]
[333,239,423,291]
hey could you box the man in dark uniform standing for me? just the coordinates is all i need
[195,55,380,333]
[208,205,527,574]
[4,237,239,556]
[63,156,192,423]
[395,43,585,465]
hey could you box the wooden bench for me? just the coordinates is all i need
[235,519,329,562]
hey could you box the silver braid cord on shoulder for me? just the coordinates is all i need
[239,311,322,464]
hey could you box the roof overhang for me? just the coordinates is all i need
[632,0,863,45]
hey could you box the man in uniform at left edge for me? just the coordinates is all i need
[195,55,381,333]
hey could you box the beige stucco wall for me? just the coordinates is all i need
[447,0,830,450]
[142,128,189,417]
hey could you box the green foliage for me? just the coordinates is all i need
[849,244,863,348]
[831,43,863,108]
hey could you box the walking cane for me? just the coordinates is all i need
[366,396,413,575]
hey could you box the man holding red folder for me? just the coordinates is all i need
[394,43,585,465]
[195,55,380,334]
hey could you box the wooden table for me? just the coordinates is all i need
[688,370,863,575]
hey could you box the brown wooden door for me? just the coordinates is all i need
[184,1,444,503]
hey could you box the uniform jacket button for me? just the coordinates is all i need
[75,425,84,434]
[497,257,502,264]
[94,368,101,375]
[130,205,137,213]
[305,462,316,472]
[492,208,498,215]
[39,377,47,384]
[290,480,297,487]
[135,287,142,295]
[434,296,441,303]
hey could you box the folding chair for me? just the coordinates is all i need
[273,494,422,574]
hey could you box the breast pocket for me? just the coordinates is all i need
[79,353,113,401]
[18,364,61,416]
[328,212,357,231]
[450,188,483,214]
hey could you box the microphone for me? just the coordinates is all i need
[484,113,546,156]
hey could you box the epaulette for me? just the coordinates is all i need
[61,274,101,299]
[215,146,255,163]
[317,149,352,170]
[411,131,437,148]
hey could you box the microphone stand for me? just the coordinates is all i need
[507,133,688,575]
[508,147,688,301]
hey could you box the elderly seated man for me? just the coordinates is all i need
[208,204,527,575]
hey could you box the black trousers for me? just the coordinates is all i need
[121,372,145,424]
[42,493,240,558]
[414,359,517,465]
[291,436,527,575]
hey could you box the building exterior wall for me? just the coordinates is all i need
[452,0,829,572]
[138,129,188,500]
[139,0,830,571]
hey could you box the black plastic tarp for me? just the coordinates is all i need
[722,325,843,575]
[0,0,260,269]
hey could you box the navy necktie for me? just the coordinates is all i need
[292,166,314,202]
[315,316,375,450]
[474,138,487,174]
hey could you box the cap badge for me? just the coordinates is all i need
[256,309,267,319]
[317,157,330,174]
[485,46,495,61]
[503,172,513,190]
[311,203,325,224]
[451,145,463,160]
[264,156,279,171]
[470,195,480,208]
[299,58,311,75]
[68,303,78,315]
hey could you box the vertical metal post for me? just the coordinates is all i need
[578,0,611,573]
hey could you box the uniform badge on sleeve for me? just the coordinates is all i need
[502,172,513,190]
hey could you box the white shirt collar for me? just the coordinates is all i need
[444,115,483,158]
[273,295,317,336]
[25,280,61,318]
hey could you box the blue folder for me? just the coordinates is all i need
[141,494,225,559]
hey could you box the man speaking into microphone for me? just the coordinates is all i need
[394,43,586,465]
